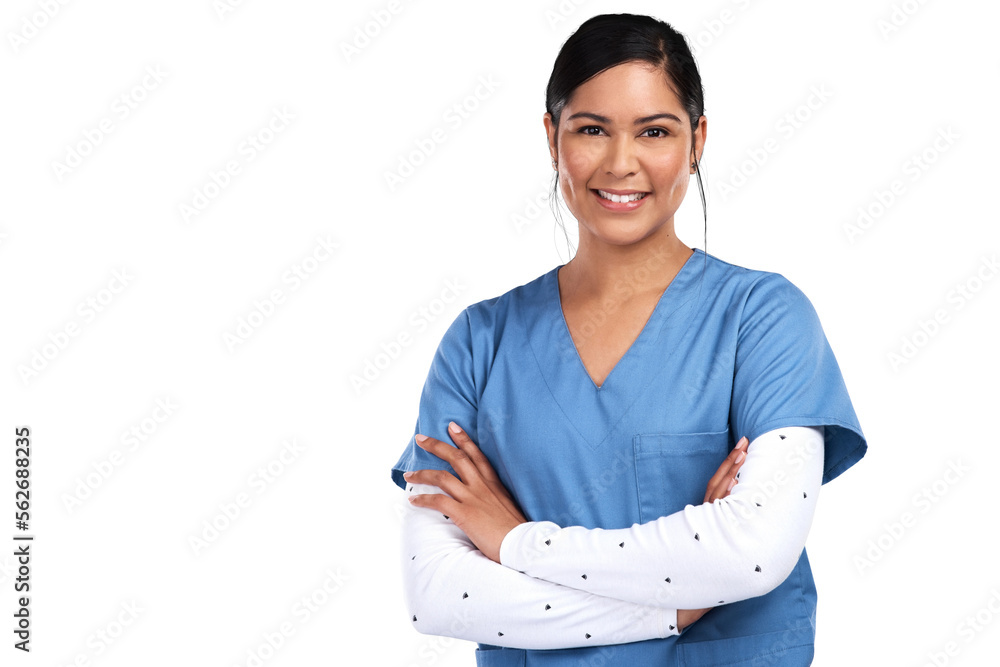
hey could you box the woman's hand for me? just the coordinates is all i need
[678,435,750,630]
[704,435,749,503]
[404,422,527,563]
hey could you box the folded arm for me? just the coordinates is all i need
[498,426,824,609]
[401,482,680,650]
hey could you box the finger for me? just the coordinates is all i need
[414,434,481,483]
[704,480,723,504]
[703,437,747,501]
[705,457,742,503]
[731,453,747,483]
[403,469,464,496]
[704,438,748,503]
[726,445,748,481]
[447,422,503,484]
[705,476,736,504]
[719,450,745,497]
[407,489,461,519]
[705,437,747,488]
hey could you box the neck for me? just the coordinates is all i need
[559,231,693,299]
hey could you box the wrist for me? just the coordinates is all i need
[498,520,539,569]
[677,607,710,632]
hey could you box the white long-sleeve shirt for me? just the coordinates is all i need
[400,425,824,650]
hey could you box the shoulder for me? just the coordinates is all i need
[428,268,555,393]
[698,251,815,315]
[743,272,815,317]
[693,252,823,345]
[436,267,556,350]
[458,266,556,332]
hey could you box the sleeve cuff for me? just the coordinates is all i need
[664,608,680,636]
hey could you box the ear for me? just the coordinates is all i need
[691,115,707,170]
[543,112,558,164]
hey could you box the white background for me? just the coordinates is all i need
[1,0,997,665]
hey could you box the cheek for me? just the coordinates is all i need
[558,138,600,190]
[564,148,594,173]
[558,172,582,211]
[560,152,596,199]
[652,152,686,175]
[668,178,689,200]
[648,155,689,193]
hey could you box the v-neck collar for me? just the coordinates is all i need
[523,248,705,450]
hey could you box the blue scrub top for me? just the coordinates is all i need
[391,249,867,666]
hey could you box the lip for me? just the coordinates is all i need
[591,188,650,211]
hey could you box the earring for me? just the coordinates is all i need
[552,158,558,169]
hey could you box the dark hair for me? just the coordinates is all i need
[544,13,707,260]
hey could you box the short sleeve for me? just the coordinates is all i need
[390,308,480,490]
[730,273,867,484]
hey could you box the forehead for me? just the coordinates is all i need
[564,61,683,119]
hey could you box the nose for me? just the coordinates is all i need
[603,135,639,178]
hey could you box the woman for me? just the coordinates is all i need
[390,13,866,666]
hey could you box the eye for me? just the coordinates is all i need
[577,125,605,136]
[641,127,670,138]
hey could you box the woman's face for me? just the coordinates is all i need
[544,60,706,249]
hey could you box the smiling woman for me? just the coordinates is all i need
[544,61,703,254]
[389,13,867,667]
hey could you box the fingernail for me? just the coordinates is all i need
[403,471,412,479]
[735,451,745,464]
[449,421,461,433]
[738,437,748,449]
[415,434,427,443]
[727,479,736,492]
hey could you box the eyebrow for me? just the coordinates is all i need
[565,111,683,125]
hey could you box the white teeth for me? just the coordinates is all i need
[598,190,647,203]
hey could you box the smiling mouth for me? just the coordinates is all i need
[595,189,649,203]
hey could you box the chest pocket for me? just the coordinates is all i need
[633,430,730,523]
